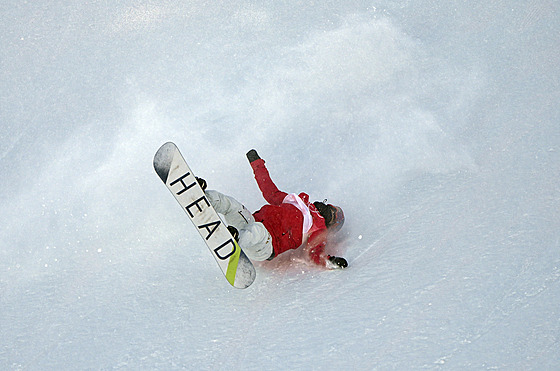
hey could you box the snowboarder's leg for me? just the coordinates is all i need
[205,190,254,230]
[238,222,274,261]
[206,190,273,261]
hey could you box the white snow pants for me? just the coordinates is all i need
[205,190,273,261]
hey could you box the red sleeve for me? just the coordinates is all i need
[306,230,328,266]
[250,159,288,205]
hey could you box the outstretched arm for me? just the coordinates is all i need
[307,230,348,269]
[247,150,288,205]
[307,231,328,266]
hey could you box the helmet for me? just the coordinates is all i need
[314,201,345,231]
[328,204,345,232]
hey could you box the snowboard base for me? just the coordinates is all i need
[153,142,256,289]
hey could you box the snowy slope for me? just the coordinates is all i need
[1,1,559,369]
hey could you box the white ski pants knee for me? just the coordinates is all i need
[205,190,273,261]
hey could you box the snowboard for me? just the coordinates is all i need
[153,142,256,289]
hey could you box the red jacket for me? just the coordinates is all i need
[250,159,329,266]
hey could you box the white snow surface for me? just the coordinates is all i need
[1,1,559,370]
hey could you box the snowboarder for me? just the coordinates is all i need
[198,149,348,269]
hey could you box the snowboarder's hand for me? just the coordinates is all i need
[196,177,207,191]
[246,149,261,163]
[327,255,348,269]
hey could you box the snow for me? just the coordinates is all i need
[1,1,559,369]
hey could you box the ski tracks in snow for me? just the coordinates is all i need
[431,263,560,368]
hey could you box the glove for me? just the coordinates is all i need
[196,177,207,191]
[246,149,261,163]
[327,255,348,269]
